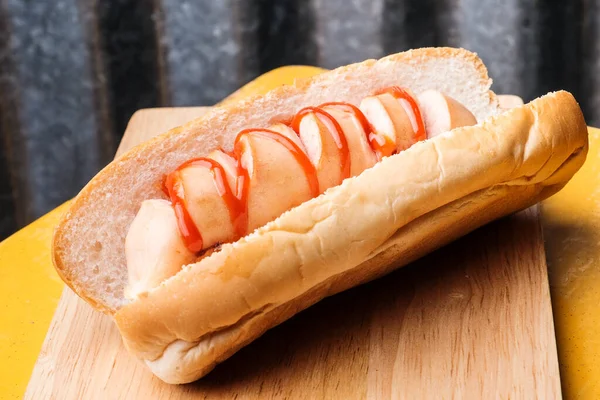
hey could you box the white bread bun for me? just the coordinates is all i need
[53,48,499,313]
[115,91,587,383]
[52,47,588,383]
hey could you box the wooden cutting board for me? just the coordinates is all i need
[25,106,561,399]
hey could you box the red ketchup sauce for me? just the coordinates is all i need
[376,86,427,144]
[164,87,425,252]
[319,102,395,159]
[163,168,203,253]
[291,107,351,179]
[233,128,320,237]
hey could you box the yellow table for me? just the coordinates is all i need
[0,68,598,399]
[542,126,600,398]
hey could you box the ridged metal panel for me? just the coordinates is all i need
[160,0,251,106]
[314,0,384,67]
[0,0,592,239]
[0,0,109,229]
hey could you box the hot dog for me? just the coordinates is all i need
[125,88,476,298]
[52,47,588,384]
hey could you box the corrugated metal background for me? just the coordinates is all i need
[0,0,594,239]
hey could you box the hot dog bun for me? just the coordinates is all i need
[52,48,588,384]
[53,47,498,313]
[115,91,586,384]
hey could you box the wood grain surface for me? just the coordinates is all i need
[25,105,561,399]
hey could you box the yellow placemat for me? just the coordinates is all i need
[0,203,69,398]
[542,127,600,399]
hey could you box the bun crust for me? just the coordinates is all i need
[116,91,587,383]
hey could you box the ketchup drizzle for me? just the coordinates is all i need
[319,102,396,159]
[163,171,204,253]
[236,128,319,197]
[291,107,351,180]
[164,87,425,252]
[232,128,320,236]
[376,86,427,145]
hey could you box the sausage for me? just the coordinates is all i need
[177,158,237,248]
[236,129,315,233]
[294,110,345,192]
[360,88,424,155]
[320,104,378,176]
[125,199,196,299]
[417,90,477,137]
[125,88,477,297]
